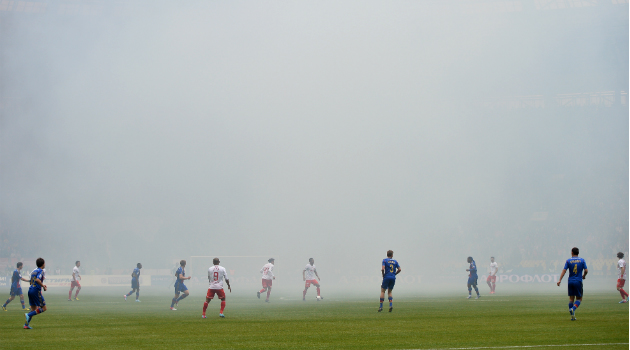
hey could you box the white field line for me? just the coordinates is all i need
[190,256,272,258]
[89,302,124,303]
[331,300,513,304]
[403,343,629,350]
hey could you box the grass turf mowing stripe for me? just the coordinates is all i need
[1,292,627,349]
[405,343,630,350]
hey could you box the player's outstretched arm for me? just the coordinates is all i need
[583,268,588,279]
[395,267,402,275]
[303,270,306,281]
[315,270,320,281]
[557,269,567,286]
[226,279,231,292]
[381,266,385,278]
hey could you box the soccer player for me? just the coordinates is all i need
[303,258,322,301]
[24,257,47,329]
[557,247,588,321]
[171,260,192,310]
[258,258,275,302]
[68,261,81,301]
[124,263,142,302]
[487,257,498,294]
[202,258,231,318]
[2,262,29,311]
[379,250,401,312]
[616,252,628,303]
[466,256,480,299]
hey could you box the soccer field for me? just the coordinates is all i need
[0,291,627,349]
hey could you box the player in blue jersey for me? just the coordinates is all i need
[2,262,29,311]
[379,250,401,312]
[124,263,142,302]
[466,256,480,299]
[24,258,47,329]
[557,247,588,321]
[170,260,192,310]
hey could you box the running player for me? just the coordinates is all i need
[379,250,401,312]
[303,258,322,301]
[616,252,628,303]
[202,258,231,318]
[467,256,480,299]
[258,258,275,302]
[487,257,498,294]
[68,261,81,301]
[557,247,588,321]
[24,258,47,329]
[124,263,142,302]
[171,260,191,310]
[2,262,29,311]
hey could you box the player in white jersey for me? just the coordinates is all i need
[486,257,498,294]
[68,261,81,301]
[258,258,275,302]
[303,258,322,301]
[616,252,628,303]
[202,258,231,318]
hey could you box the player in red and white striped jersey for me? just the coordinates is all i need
[486,257,498,294]
[617,252,628,303]
[68,261,81,301]
[202,258,230,318]
[303,258,322,301]
[258,258,275,302]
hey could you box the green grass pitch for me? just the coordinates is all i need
[0,291,627,349]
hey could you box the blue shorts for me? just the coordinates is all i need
[468,276,478,286]
[27,289,45,307]
[381,277,396,290]
[131,279,139,290]
[10,287,23,297]
[568,281,583,297]
[175,283,188,293]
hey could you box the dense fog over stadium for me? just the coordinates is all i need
[0,1,627,295]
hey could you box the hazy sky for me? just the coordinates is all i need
[0,1,627,281]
